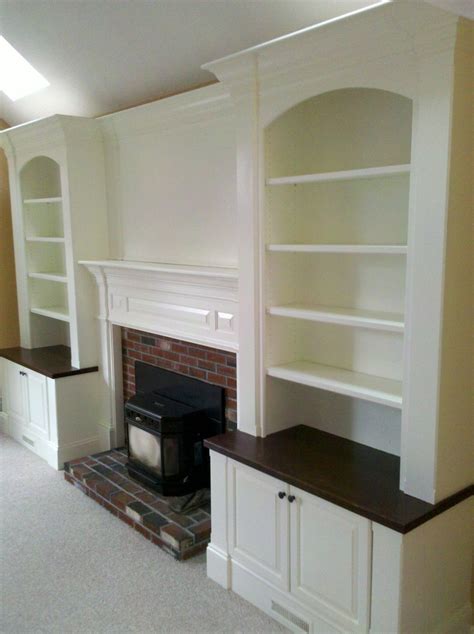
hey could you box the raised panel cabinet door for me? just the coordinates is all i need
[5,362,27,423]
[228,460,290,590]
[25,370,49,439]
[290,487,371,632]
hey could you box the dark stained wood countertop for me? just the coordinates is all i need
[205,425,473,533]
[0,346,98,379]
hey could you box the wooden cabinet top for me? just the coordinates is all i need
[0,346,98,379]
[205,425,473,533]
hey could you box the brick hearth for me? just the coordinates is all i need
[122,328,237,429]
[64,449,211,560]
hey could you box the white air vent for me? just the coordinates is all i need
[22,435,35,446]
[271,600,310,633]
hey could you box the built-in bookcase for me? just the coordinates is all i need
[1,115,109,368]
[20,156,71,346]
[263,88,412,451]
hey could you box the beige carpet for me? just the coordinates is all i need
[0,433,288,634]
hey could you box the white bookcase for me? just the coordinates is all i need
[263,88,410,438]
[0,116,109,369]
[204,1,472,505]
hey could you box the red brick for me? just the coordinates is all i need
[188,367,206,380]
[180,355,199,367]
[197,359,216,372]
[217,364,235,378]
[135,523,151,540]
[128,349,142,361]
[111,490,135,510]
[207,372,227,387]
[226,377,237,389]
[142,354,158,364]
[206,351,227,364]
[118,510,135,527]
[126,332,141,343]
[185,346,207,360]
[171,343,188,354]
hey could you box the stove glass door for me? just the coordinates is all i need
[128,424,162,475]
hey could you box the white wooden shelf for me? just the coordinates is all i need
[28,272,68,284]
[266,164,411,186]
[30,306,70,322]
[26,236,65,243]
[23,197,62,204]
[267,361,402,409]
[267,244,408,254]
[267,304,404,333]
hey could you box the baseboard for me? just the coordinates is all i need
[230,559,345,634]
[5,423,101,470]
[206,543,231,590]
[0,412,8,434]
[97,420,116,451]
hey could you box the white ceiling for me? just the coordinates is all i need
[1,0,472,127]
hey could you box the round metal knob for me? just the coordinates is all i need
[135,416,142,422]
[288,495,296,503]
[278,491,286,499]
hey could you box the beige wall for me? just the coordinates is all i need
[0,119,20,348]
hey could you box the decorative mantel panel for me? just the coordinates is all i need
[81,260,239,351]
[80,259,239,449]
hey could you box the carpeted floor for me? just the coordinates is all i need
[0,433,288,634]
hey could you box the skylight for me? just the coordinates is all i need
[0,36,49,101]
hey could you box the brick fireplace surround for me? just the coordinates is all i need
[64,327,237,560]
[121,327,237,429]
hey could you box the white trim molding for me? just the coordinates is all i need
[81,259,239,448]
[80,259,239,352]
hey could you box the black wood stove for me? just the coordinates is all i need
[125,362,225,496]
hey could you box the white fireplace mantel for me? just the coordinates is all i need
[80,259,239,449]
[80,259,239,352]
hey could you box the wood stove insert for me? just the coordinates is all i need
[125,362,225,496]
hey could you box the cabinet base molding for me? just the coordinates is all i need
[206,544,231,590]
[0,412,7,434]
[6,419,101,469]
[97,420,117,452]
[230,558,344,634]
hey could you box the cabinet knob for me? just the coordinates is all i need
[288,495,296,503]
[278,491,286,499]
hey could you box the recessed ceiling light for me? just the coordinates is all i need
[0,36,49,101]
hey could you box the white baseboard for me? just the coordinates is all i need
[0,412,8,434]
[206,543,231,590]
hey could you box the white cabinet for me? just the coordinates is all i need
[226,459,371,632]
[290,487,371,631]
[1,358,103,469]
[228,461,289,591]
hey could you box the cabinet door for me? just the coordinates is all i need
[290,487,371,632]
[25,370,49,439]
[5,361,27,423]
[228,460,289,590]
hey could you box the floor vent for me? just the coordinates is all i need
[271,600,310,633]
[22,435,35,446]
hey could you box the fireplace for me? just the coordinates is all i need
[125,361,225,496]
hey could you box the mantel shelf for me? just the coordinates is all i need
[267,244,408,255]
[267,304,404,333]
[30,306,70,323]
[267,361,402,409]
[28,272,68,284]
[266,164,411,186]
[26,236,65,244]
[23,197,62,204]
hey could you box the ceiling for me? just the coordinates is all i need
[1,0,472,128]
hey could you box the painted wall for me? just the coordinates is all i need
[0,119,20,349]
[100,83,237,268]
